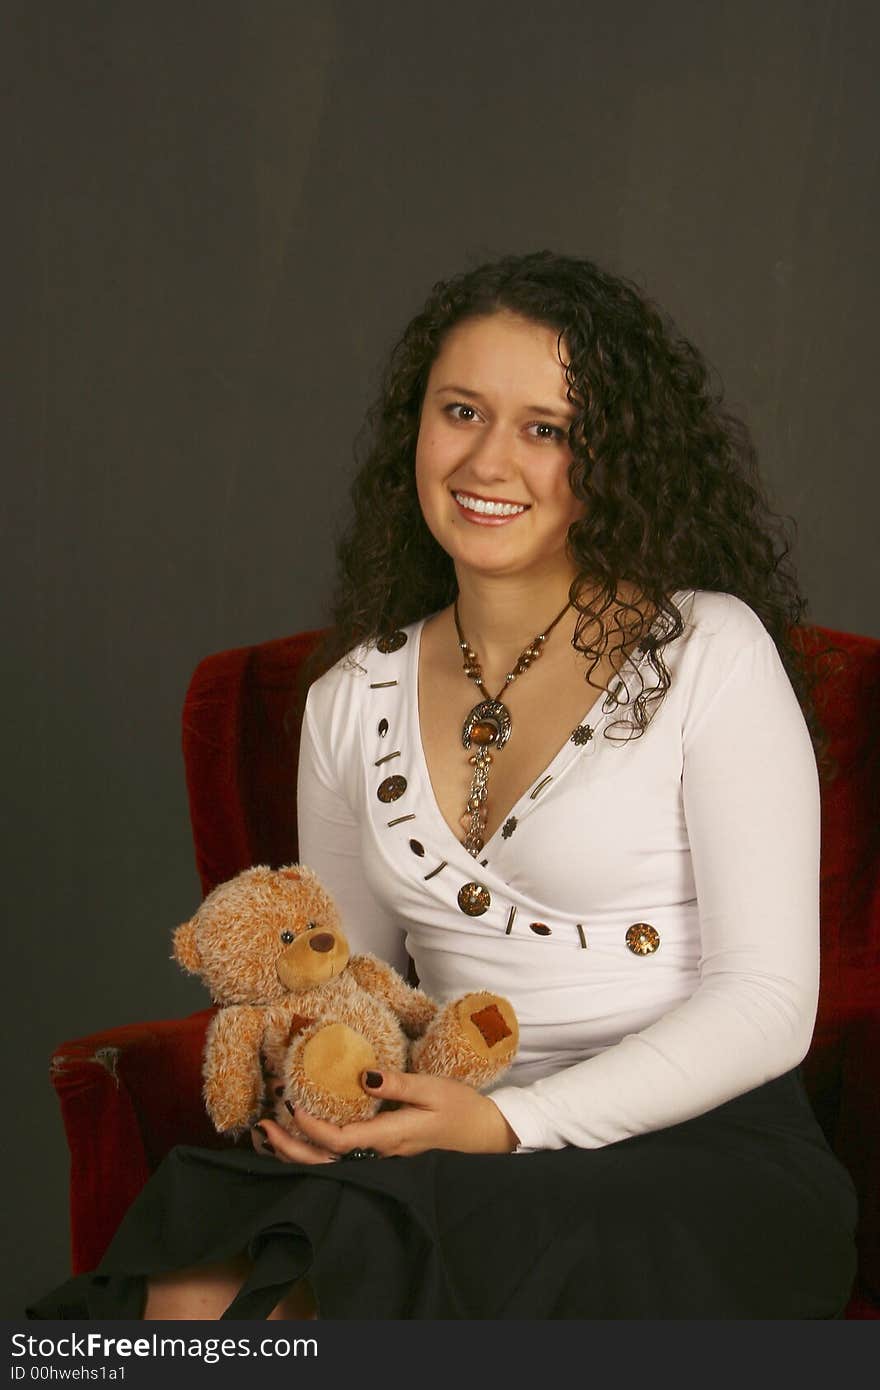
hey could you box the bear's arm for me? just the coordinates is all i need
[348,954,438,1039]
[203,1005,268,1135]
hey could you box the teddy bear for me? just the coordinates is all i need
[172,863,519,1137]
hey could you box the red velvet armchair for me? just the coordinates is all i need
[49,624,880,1317]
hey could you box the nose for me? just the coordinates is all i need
[466,421,515,485]
[308,933,335,954]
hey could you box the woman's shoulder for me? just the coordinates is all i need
[304,615,427,714]
[676,588,771,650]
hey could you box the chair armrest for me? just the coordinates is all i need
[49,1009,230,1274]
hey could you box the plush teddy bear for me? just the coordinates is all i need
[173,863,519,1137]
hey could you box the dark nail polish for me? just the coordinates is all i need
[253,1123,275,1154]
[364,1071,383,1088]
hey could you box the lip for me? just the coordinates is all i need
[451,489,531,527]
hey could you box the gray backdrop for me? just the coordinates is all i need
[7,0,879,1317]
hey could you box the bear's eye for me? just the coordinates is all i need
[280,930,294,944]
[307,921,318,930]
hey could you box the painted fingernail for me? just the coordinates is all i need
[364,1071,383,1089]
[253,1124,275,1154]
[285,1100,295,1117]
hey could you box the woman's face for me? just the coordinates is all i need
[415,311,585,585]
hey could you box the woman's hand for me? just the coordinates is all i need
[252,1069,520,1162]
[250,1062,338,1165]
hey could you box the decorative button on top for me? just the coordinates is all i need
[501,816,517,839]
[377,631,407,653]
[409,839,425,857]
[529,922,552,936]
[626,923,660,955]
[457,882,491,916]
[377,775,407,803]
[378,718,389,738]
[570,724,593,746]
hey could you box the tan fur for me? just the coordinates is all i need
[172,864,519,1136]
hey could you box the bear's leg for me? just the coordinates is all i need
[409,992,518,1088]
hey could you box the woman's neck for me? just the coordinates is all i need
[452,568,586,678]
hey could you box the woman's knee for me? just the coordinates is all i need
[143,1255,317,1320]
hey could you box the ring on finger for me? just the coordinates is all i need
[340,1147,380,1161]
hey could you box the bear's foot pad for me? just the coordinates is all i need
[300,1023,377,1101]
[469,1003,513,1048]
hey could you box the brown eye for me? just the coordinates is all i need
[280,930,294,944]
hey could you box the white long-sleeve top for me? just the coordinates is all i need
[296,589,820,1152]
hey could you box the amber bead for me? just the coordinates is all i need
[470,721,498,745]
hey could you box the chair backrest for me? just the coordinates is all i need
[182,621,880,1250]
[182,627,325,897]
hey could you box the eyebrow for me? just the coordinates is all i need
[433,384,575,423]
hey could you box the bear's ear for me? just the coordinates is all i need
[172,920,202,973]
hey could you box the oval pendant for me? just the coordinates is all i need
[461,699,512,751]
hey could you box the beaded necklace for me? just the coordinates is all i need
[453,597,573,856]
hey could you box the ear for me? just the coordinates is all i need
[172,919,202,973]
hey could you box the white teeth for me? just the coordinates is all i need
[454,493,526,517]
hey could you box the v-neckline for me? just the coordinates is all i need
[408,591,689,860]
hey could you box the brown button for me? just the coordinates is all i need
[570,724,593,746]
[378,718,389,738]
[409,839,425,857]
[377,631,407,653]
[377,775,407,803]
[457,882,491,916]
[626,923,660,955]
[529,922,552,936]
[501,816,517,839]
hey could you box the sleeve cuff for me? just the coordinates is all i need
[489,1085,563,1153]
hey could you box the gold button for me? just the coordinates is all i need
[377,775,407,803]
[529,922,552,936]
[458,882,491,916]
[626,923,660,955]
[377,631,407,653]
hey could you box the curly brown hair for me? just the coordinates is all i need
[307,250,834,773]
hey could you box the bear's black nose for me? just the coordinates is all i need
[308,933,335,953]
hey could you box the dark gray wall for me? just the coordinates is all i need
[7,0,879,1316]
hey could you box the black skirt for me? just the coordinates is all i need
[28,1067,858,1320]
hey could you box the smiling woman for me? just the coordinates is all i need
[30,251,858,1321]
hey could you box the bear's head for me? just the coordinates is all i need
[172,864,350,1005]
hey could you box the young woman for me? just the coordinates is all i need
[32,251,858,1320]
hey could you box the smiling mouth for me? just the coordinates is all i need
[452,491,530,517]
